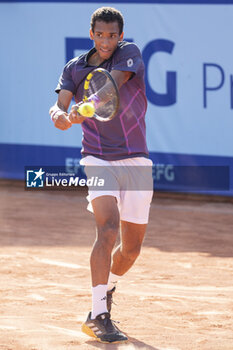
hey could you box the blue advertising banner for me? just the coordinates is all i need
[0,1,232,195]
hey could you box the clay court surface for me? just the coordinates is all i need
[0,179,232,350]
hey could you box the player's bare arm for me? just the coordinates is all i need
[57,89,86,124]
[49,90,72,130]
[49,90,85,130]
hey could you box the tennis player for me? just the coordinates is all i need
[49,7,153,344]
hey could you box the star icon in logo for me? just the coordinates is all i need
[33,168,45,181]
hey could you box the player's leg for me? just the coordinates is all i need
[106,223,147,315]
[81,195,128,343]
[106,221,147,313]
[107,186,152,294]
[106,158,153,310]
[91,195,119,289]
[111,221,147,276]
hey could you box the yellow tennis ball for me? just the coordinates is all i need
[78,102,95,118]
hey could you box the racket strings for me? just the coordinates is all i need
[85,71,119,121]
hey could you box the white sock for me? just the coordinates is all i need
[107,272,121,291]
[91,284,108,319]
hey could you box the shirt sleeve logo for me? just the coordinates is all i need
[127,58,133,67]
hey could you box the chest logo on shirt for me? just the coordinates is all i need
[127,58,134,67]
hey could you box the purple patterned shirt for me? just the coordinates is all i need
[56,41,149,160]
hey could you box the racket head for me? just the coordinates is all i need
[83,68,119,122]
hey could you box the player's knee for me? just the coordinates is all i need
[96,220,119,249]
[122,245,141,261]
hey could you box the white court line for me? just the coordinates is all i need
[27,294,46,301]
[156,294,230,303]
[157,294,229,303]
[0,325,18,330]
[196,311,228,316]
[35,258,89,270]
[76,315,87,322]
[44,324,87,338]
[151,283,233,292]
[46,282,90,292]
[176,262,192,269]
[0,316,26,319]
[127,290,230,303]
[0,324,79,334]
[16,329,49,333]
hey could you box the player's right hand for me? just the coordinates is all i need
[69,104,86,124]
[53,112,72,130]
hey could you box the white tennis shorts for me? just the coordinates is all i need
[80,155,153,224]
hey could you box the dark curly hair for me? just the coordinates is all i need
[91,7,124,35]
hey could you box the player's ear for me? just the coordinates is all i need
[119,32,124,42]
[90,29,94,40]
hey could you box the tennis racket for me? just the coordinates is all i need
[76,68,120,122]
